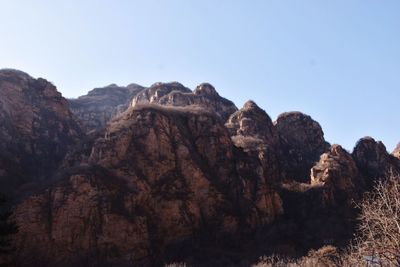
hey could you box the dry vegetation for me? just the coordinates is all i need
[166,173,400,267]
[256,172,400,267]
[344,172,400,266]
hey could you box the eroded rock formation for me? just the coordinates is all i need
[69,83,144,132]
[14,104,282,266]
[311,145,364,206]
[0,69,398,266]
[275,112,330,183]
[352,137,400,188]
[131,82,238,121]
[226,100,281,184]
[0,69,82,193]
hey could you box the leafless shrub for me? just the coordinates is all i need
[344,172,400,266]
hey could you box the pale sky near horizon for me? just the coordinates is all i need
[0,0,399,152]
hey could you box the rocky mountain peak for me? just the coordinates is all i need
[69,83,144,132]
[193,83,219,96]
[226,100,274,142]
[0,71,82,193]
[0,68,32,82]
[131,82,237,121]
[275,111,330,182]
[243,100,260,110]
[352,137,400,188]
[131,82,191,105]
[311,145,359,186]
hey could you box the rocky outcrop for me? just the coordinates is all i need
[69,83,144,132]
[393,143,400,159]
[311,145,364,206]
[275,112,330,183]
[131,82,238,121]
[352,137,400,188]
[0,69,82,193]
[14,104,282,266]
[226,100,277,146]
[226,100,281,183]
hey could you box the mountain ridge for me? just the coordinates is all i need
[0,69,399,266]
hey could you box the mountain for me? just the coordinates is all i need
[69,83,144,132]
[0,69,399,266]
[0,69,82,194]
[131,82,238,122]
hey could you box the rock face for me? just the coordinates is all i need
[392,143,400,159]
[275,112,330,183]
[2,69,399,266]
[352,137,400,188]
[14,104,282,266]
[0,69,82,193]
[311,145,363,206]
[226,100,276,146]
[226,100,281,183]
[69,83,144,132]
[131,82,238,121]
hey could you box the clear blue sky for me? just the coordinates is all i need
[1,0,399,152]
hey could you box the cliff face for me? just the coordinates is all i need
[275,112,331,183]
[69,83,144,132]
[2,69,399,266]
[14,105,282,266]
[0,69,82,193]
[352,137,400,188]
[311,145,364,206]
[226,100,281,186]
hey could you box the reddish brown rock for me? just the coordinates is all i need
[226,100,281,186]
[352,137,400,188]
[226,100,276,144]
[0,69,82,192]
[131,82,237,121]
[311,145,364,206]
[275,112,330,183]
[14,167,150,266]
[4,69,399,266]
[69,83,144,132]
[14,104,282,266]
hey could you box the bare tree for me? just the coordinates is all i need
[346,172,400,266]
